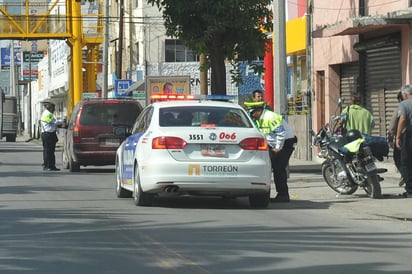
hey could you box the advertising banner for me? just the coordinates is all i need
[22,51,44,81]
[1,48,22,70]
[146,75,191,102]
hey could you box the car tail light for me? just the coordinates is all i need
[73,126,80,144]
[152,136,187,149]
[239,137,268,150]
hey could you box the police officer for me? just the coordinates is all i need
[40,102,63,171]
[245,101,297,202]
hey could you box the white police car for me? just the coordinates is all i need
[115,97,271,208]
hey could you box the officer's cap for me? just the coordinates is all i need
[244,101,265,112]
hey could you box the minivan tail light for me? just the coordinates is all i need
[152,136,187,149]
[239,137,268,150]
[73,126,80,144]
[103,100,120,104]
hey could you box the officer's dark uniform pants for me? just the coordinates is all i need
[400,129,412,193]
[269,137,297,196]
[394,146,401,171]
[42,132,57,169]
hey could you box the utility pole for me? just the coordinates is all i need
[28,52,32,138]
[306,0,313,160]
[273,0,287,116]
[102,0,109,97]
[116,0,124,79]
[9,41,15,97]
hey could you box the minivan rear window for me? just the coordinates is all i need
[80,103,140,126]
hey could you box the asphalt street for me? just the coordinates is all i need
[20,135,410,224]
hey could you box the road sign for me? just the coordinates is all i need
[115,79,133,97]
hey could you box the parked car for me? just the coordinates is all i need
[115,99,272,208]
[62,98,143,172]
[1,96,18,142]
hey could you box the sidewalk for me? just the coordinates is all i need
[287,156,411,222]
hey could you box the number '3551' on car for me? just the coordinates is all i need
[115,100,271,208]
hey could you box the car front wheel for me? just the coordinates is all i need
[115,159,132,198]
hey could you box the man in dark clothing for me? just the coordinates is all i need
[388,91,404,186]
[396,85,412,197]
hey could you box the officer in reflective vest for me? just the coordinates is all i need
[40,102,63,171]
[245,101,297,202]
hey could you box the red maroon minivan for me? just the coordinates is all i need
[62,98,143,172]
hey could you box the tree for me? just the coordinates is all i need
[146,0,273,95]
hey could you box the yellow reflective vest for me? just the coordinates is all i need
[255,110,294,149]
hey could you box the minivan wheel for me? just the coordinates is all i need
[69,157,80,172]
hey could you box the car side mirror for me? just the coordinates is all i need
[338,98,343,107]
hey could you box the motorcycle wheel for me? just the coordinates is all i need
[362,170,382,199]
[322,161,358,195]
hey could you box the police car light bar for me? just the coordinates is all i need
[150,94,237,102]
[150,94,195,100]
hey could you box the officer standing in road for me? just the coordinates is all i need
[40,102,63,171]
[245,101,297,202]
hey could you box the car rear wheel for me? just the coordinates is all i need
[133,165,152,206]
[249,191,270,209]
[115,159,132,198]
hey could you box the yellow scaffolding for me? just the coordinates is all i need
[0,0,103,117]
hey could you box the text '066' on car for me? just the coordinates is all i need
[115,99,272,208]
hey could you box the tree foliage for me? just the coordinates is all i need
[146,0,273,95]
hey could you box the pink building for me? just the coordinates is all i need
[311,0,412,143]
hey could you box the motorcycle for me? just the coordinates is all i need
[311,99,387,199]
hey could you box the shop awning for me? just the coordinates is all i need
[312,9,412,38]
[286,16,307,55]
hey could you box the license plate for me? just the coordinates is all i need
[102,138,120,146]
[201,144,225,157]
[365,161,377,172]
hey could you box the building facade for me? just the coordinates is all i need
[112,0,238,101]
[311,0,412,158]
